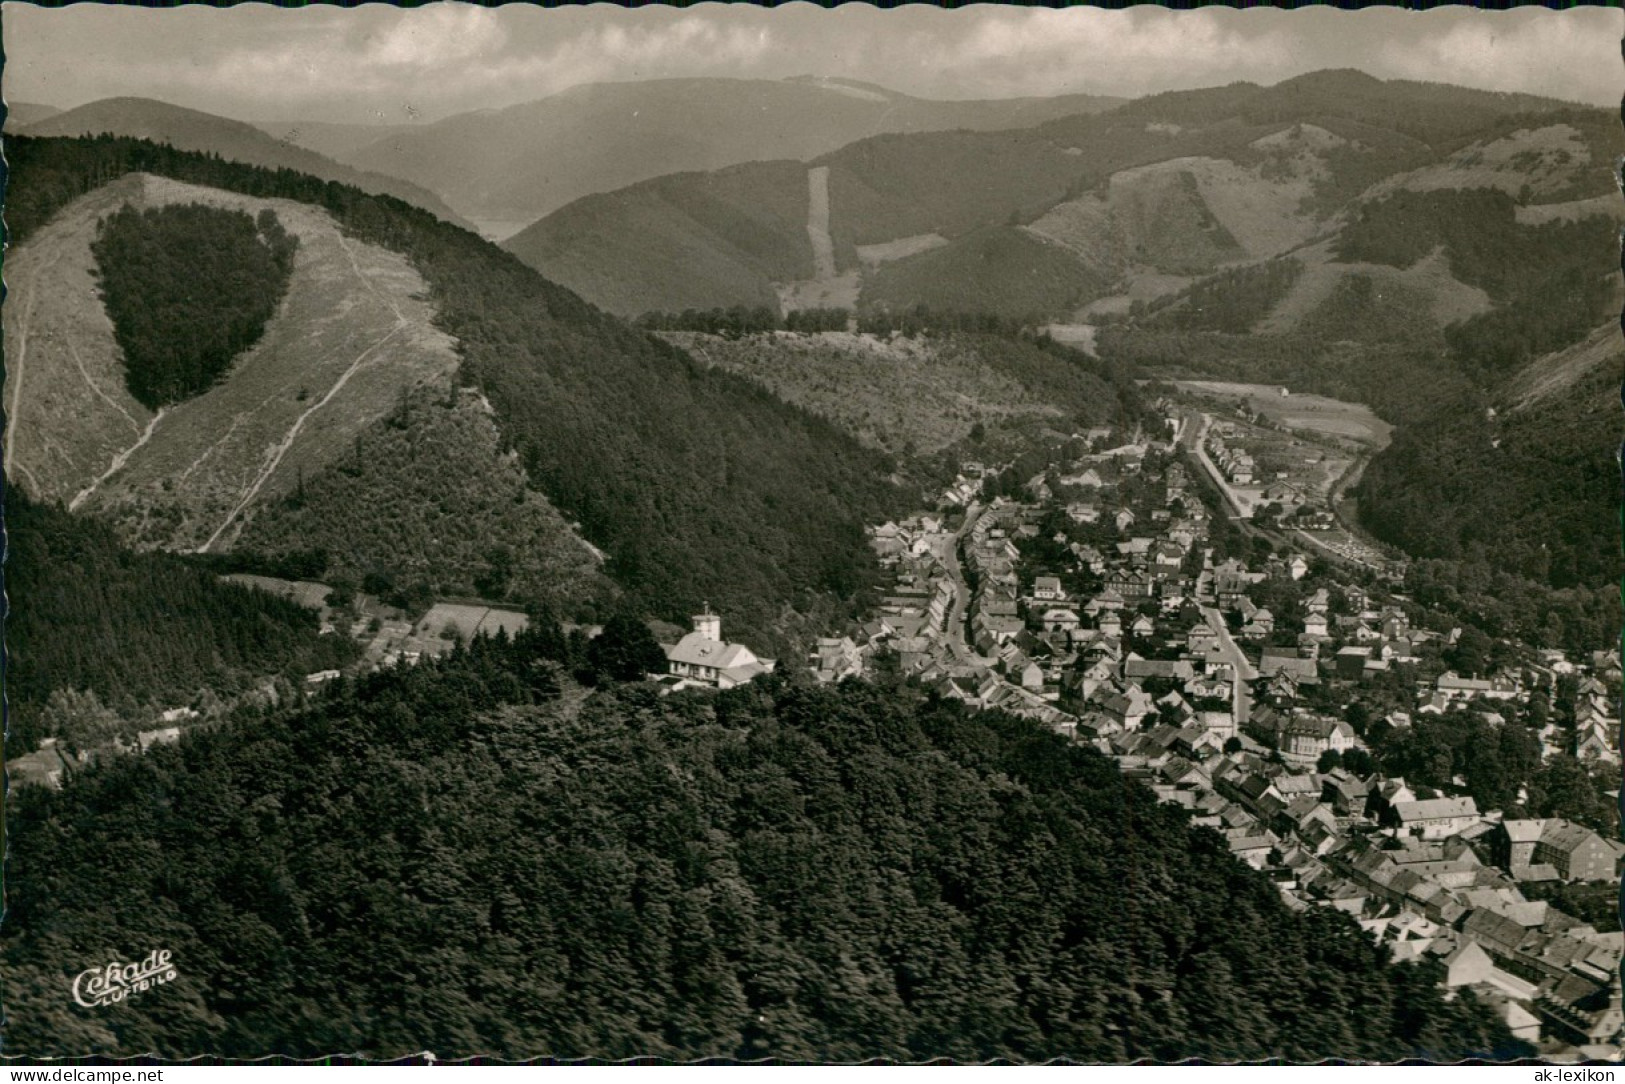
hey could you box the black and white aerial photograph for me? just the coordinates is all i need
[1,0,1622,1065]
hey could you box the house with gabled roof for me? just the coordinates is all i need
[1195,710,1236,740]
[1099,686,1156,730]
[1032,575,1066,603]
[810,637,865,684]
[1104,570,1154,599]
[1187,623,1219,653]
[666,609,776,688]
[1321,771,1370,817]
[1386,796,1480,841]
[1241,607,1275,640]
[1226,831,1278,870]
[1258,650,1319,685]
[1535,972,1624,1049]
[1575,723,1617,764]
[1123,657,1195,683]
[1435,670,1522,702]
[1185,673,1232,703]
[1335,645,1373,680]
[9,740,76,790]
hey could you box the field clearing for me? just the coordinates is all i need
[668,330,1069,456]
[856,233,948,267]
[4,172,461,554]
[1077,272,1191,318]
[465,217,534,243]
[1174,380,1391,447]
[1124,154,1322,262]
[775,165,861,313]
[1260,239,1491,335]
[1505,322,1623,412]
[3,174,161,502]
[222,574,335,610]
[1515,195,1625,226]
[1043,324,1098,355]
[776,269,861,313]
[417,603,530,641]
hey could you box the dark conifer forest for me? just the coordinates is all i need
[3,486,357,752]
[90,202,298,408]
[2,631,1526,1061]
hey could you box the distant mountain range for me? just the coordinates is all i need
[12,80,1124,242]
[271,77,1124,237]
[501,70,1617,322]
[4,100,64,128]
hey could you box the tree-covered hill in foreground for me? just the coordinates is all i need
[6,135,906,652]
[3,634,1523,1061]
[2,487,358,753]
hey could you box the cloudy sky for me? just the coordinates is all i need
[3,2,1618,125]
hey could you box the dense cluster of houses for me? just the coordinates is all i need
[826,416,1625,1057]
[1205,422,1256,485]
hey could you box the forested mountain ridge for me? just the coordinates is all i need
[4,135,908,652]
[298,76,1123,235]
[504,71,1608,321]
[1,633,1525,1061]
[232,385,617,617]
[664,328,1142,481]
[19,97,471,228]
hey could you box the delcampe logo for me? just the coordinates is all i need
[72,949,178,1008]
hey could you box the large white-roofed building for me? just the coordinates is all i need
[664,607,776,689]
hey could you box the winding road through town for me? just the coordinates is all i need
[1200,604,1256,726]
[938,501,988,666]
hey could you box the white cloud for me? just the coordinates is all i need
[912,8,1302,98]
[1,2,1614,124]
[1376,9,1620,105]
[361,3,508,68]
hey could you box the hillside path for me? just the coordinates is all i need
[195,233,413,553]
[70,409,166,512]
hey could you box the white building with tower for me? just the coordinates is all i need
[664,606,776,689]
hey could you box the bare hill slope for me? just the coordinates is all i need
[4,172,461,552]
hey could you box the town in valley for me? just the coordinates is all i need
[5,3,1621,1062]
[16,379,1623,1059]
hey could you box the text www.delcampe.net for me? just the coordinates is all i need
[9,1072,164,1083]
